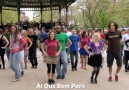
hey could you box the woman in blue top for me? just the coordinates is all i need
[84,33,107,84]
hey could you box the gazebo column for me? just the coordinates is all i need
[40,3,43,23]
[50,0,53,29]
[17,0,20,29]
[59,5,61,22]
[66,6,68,26]
[0,6,2,23]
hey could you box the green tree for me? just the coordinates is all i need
[33,10,60,22]
[107,0,129,27]
[76,0,111,30]
[2,10,18,23]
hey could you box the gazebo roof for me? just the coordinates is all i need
[0,0,76,11]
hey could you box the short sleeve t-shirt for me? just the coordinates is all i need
[10,34,22,50]
[28,34,38,49]
[88,41,104,54]
[55,32,68,51]
[100,33,105,39]
[4,33,10,41]
[4,33,10,47]
[69,35,79,51]
[25,37,30,48]
[80,36,90,48]
[44,39,59,56]
[66,32,72,37]
[39,33,48,43]
[105,31,122,52]
[122,34,129,51]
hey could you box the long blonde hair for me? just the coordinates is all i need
[21,30,27,37]
[92,33,100,43]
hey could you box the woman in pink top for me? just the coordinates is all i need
[41,31,62,85]
[79,31,90,70]
[9,25,26,82]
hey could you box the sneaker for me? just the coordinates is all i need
[108,76,112,82]
[34,66,37,69]
[21,71,24,76]
[68,59,70,63]
[48,79,52,85]
[31,66,34,68]
[61,75,65,79]
[94,79,97,84]
[56,75,61,79]
[71,68,74,71]
[91,77,94,84]
[115,75,118,82]
[75,68,77,71]
[11,79,19,82]
[0,64,1,70]
[128,66,129,70]
[3,67,5,70]
[125,70,129,72]
[51,79,55,84]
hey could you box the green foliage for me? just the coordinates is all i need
[1,0,129,29]
[75,0,129,29]
[2,10,18,23]
[33,11,61,22]
[69,24,80,31]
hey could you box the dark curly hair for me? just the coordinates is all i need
[108,22,118,31]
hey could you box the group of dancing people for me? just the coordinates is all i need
[0,21,128,85]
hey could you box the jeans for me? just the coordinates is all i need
[19,50,24,72]
[70,51,78,69]
[29,48,38,67]
[56,51,67,76]
[9,52,20,80]
[5,47,10,60]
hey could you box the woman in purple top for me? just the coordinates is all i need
[84,33,107,84]
[9,25,26,82]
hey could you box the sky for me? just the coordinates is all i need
[24,11,34,21]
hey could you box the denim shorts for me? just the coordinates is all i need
[79,48,89,56]
[107,51,122,67]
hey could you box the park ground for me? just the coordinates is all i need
[0,50,129,90]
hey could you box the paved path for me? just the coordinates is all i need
[0,50,129,90]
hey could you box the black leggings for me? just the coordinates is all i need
[47,64,56,74]
[91,67,100,80]
[0,54,5,69]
